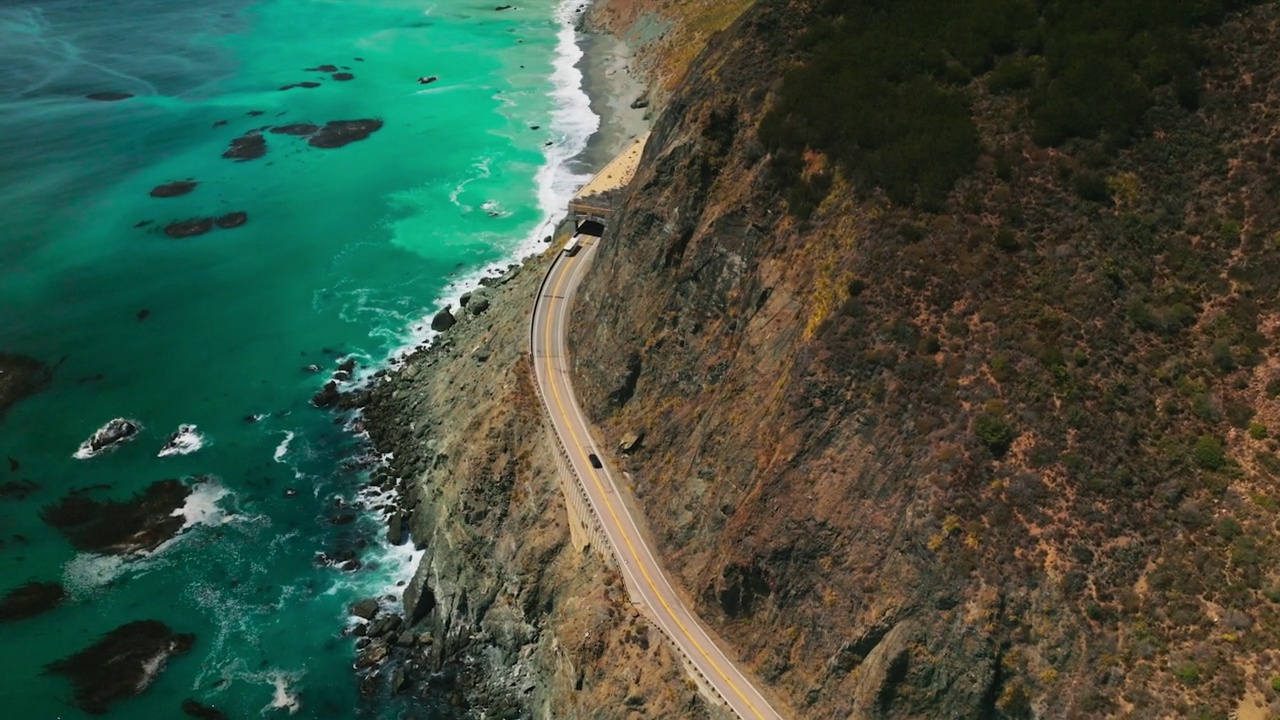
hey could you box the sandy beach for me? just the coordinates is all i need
[576,29,652,172]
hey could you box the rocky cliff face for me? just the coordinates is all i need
[569,1,1280,718]
[358,259,717,719]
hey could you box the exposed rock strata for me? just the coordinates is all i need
[339,249,713,718]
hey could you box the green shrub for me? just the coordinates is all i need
[1270,675,1280,693]
[1173,662,1201,685]
[1193,435,1226,471]
[975,411,1018,457]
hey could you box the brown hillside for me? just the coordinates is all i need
[569,1,1280,718]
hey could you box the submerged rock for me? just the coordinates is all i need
[312,381,340,408]
[304,64,340,73]
[41,478,191,554]
[73,418,141,458]
[180,698,227,720]
[0,581,65,622]
[86,91,133,102]
[308,119,384,149]
[164,218,215,238]
[221,132,266,161]
[332,72,355,81]
[279,81,321,91]
[148,180,198,198]
[46,620,195,715]
[0,479,38,500]
[215,211,248,229]
[269,123,320,136]
[0,353,53,419]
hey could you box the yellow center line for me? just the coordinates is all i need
[539,246,770,720]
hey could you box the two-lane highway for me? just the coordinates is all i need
[531,234,784,720]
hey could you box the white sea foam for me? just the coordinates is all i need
[266,671,301,714]
[158,424,204,457]
[273,431,295,462]
[377,0,599,371]
[173,479,233,530]
[62,552,134,597]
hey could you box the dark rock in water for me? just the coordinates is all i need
[149,180,198,198]
[75,418,141,457]
[332,72,355,81]
[308,119,384,149]
[222,132,266,161]
[330,513,356,526]
[304,64,340,73]
[279,81,321,91]
[136,309,150,321]
[243,414,263,423]
[283,487,298,497]
[7,456,17,472]
[338,357,357,374]
[430,307,456,332]
[0,581,65,622]
[86,91,133,102]
[246,110,265,117]
[215,211,248,229]
[181,698,227,720]
[45,620,195,715]
[529,124,540,130]
[367,613,403,638]
[41,479,191,554]
[0,479,38,500]
[164,218,215,238]
[333,370,351,382]
[269,123,320,136]
[312,381,340,408]
[417,76,438,85]
[354,57,364,61]
[212,119,228,128]
[387,512,406,546]
[355,642,388,669]
[494,4,515,9]
[0,353,53,419]
[305,364,322,373]
[133,219,154,228]
[350,598,379,620]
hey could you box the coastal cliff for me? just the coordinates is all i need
[361,0,1280,718]
[566,0,1280,718]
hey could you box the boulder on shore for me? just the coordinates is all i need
[45,620,195,715]
[350,598,380,620]
[430,307,456,332]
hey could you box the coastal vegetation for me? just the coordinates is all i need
[760,0,1256,211]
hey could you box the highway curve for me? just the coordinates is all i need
[530,234,784,720]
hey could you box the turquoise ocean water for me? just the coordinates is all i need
[0,0,596,716]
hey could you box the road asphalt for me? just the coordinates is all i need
[530,235,784,720]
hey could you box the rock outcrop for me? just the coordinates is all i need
[46,620,194,714]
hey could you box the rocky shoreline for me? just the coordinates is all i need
[288,11,723,718]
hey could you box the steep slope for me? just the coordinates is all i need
[568,1,1280,718]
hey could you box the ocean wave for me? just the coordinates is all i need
[158,424,204,457]
[273,431,295,462]
[376,0,599,371]
[173,478,234,531]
